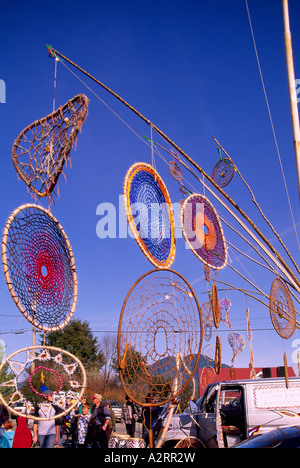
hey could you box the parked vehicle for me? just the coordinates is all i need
[232,426,300,448]
[162,377,300,448]
[107,400,122,421]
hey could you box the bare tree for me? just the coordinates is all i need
[98,333,118,387]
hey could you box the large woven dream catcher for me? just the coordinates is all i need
[269,277,296,339]
[118,269,203,406]
[123,162,176,269]
[181,194,227,270]
[2,204,77,332]
[0,346,86,420]
[12,94,89,198]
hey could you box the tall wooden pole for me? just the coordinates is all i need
[282,0,300,199]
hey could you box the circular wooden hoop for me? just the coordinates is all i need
[0,346,86,421]
[2,204,78,332]
[269,277,295,339]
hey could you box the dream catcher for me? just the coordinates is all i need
[219,298,232,329]
[269,277,296,339]
[181,194,227,270]
[2,204,77,332]
[12,94,89,198]
[214,336,222,374]
[212,158,235,188]
[0,346,86,420]
[123,162,176,269]
[118,269,202,446]
[228,332,245,380]
[168,160,182,182]
[211,282,220,328]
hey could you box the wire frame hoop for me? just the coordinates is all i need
[2,204,77,332]
[12,94,89,198]
[0,346,86,421]
[181,194,227,270]
[212,158,235,188]
[123,162,176,269]
[168,160,182,181]
[269,277,296,339]
[118,269,203,407]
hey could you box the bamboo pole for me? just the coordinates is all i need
[282,0,300,199]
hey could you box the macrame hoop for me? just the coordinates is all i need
[123,162,176,269]
[12,94,89,198]
[269,277,296,339]
[180,193,227,270]
[212,282,220,328]
[214,335,221,374]
[168,160,182,181]
[118,268,203,407]
[212,158,235,188]
[0,346,86,421]
[2,204,77,332]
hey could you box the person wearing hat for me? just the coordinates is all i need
[90,393,111,448]
[32,389,63,448]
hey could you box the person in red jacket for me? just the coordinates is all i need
[12,417,33,448]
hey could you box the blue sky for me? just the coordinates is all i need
[0,0,300,376]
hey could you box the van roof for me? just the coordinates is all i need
[212,377,300,386]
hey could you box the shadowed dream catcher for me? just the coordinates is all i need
[2,204,77,332]
[118,269,203,405]
[12,94,89,198]
[0,346,86,421]
[269,277,296,339]
[123,162,176,269]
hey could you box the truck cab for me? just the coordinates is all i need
[162,377,300,448]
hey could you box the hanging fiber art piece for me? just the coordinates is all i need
[269,277,296,339]
[180,194,227,270]
[2,204,77,332]
[212,158,235,188]
[214,335,222,374]
[219,298,232,329]
[118,269,203,406]
[212,282,220,328]
[12,94,89,198]
[168,160,182,182]
[228,332,245,380]
[0,346,86,420]
[123,162,176,269]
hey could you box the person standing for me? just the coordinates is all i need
[91,393,111,448]
[72,403,93,448]
[121,395,141,438]
[0,404,9,437]
[32,391,62,448]
[104,401,116,443]
[0,420,15,448]
[12,417,32,448]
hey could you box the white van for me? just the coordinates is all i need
[162,377,300,448]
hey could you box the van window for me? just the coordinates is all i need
[200,386,218,414]
[220,387,246,441]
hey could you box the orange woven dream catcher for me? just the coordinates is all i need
[269,277,296,339]
[12,94,89,198]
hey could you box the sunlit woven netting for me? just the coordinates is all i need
[269,277,296,339]
[0,346,86,421]
[2,204,77,332]
[212,158,235,188]
[181,194,227,270]
[118,269,203,406]
[123,162,176,269]
[12,94,89,198]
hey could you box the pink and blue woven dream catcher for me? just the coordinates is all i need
[123,163,176,269]
[2,204,77,332]
[0,346,86,421]
[180,194,227,270]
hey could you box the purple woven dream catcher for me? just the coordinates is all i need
[181,194,227,270]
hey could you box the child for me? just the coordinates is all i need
[72,403,93,448]
[0,420,15,448]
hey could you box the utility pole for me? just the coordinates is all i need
[282,0,300,200]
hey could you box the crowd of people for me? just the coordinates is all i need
[0,391,165,449]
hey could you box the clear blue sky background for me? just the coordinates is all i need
[0,0,299,375]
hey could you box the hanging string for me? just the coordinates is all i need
[52,57,58,112]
